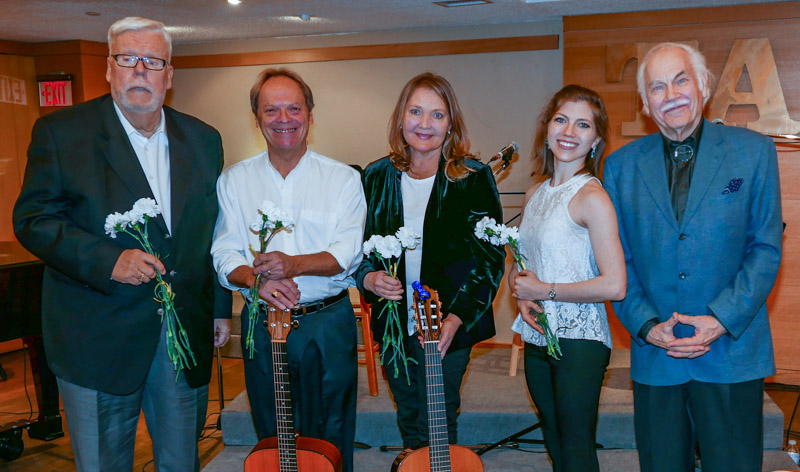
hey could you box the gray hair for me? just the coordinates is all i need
[636,42,713,111]
[108,17,172,61]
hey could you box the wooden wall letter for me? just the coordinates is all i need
[708,38,800,136]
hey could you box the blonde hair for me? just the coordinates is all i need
[387,73,475,181]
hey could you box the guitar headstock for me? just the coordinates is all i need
[266,307,293,343]
[412,282,442,342]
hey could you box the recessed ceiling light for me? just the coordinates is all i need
[433,0,492,7]
[298,13,312,21]
[227,0,241,5]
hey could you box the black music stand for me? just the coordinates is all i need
[475,422,545,455]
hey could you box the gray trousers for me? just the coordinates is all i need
[57,321,209,472]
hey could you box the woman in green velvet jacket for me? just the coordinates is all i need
[356,72,505,451]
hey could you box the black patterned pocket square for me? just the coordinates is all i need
[722,178,743,194]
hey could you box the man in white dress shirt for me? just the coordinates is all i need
[211,68,366,472]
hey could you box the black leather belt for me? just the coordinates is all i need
[260,290,349,317]
[291,290,348,317]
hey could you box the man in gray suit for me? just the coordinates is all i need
[14,17,231,471]
[603,42,782,472]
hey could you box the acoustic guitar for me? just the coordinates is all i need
[392,284,484,472]
[244,308,343,472]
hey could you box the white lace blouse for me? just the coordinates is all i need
[511,173,612,348]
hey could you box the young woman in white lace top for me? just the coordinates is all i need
[509,85,626,472]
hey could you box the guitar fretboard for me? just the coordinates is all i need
[272,340,297,471]
[424,340,451,472]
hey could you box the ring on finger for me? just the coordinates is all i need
[272,291,279,298]
[138,272,146,282]
[267,270,271,276]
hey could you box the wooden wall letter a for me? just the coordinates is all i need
[708,38,800,135]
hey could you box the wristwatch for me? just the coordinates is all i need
[548,282,556,301]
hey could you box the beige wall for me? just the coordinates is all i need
[168,21,564,343]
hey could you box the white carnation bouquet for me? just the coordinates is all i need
[363,227,420,382]
[244,200,295,359]
[474,216,561,359]
[104,198,195,379]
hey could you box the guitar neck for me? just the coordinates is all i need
[424,340,451,472]
[272,340,297,470]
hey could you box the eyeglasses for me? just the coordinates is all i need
[111,54,169,71]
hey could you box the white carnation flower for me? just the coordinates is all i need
[257,200,277,215]
[474,216,497,242]
[274,209,295,231]
[395,226,421,249]
[375,235,402,259]
[132,198,161,219]
[125,208,145,225]
[363,235,378,256]
[250,217,265,233]
[504,225,520,244]
[104,212,129,238]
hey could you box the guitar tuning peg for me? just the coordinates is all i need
[292,320,300,329]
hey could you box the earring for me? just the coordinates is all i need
[545,139,549,149]
[447,129,451,136]
[590,145,596,159]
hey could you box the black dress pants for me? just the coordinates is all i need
[633,378,764,472]
[524,338,610,472]
[384,335,472,449]
[242,296,358,472]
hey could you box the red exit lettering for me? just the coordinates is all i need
[38,80,72,107]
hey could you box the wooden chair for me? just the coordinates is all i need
[350,288,380,396]
[508,331,523,376]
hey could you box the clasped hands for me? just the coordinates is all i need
[364,270,462,359]
[252,250,301,311]
[646,313,727,359]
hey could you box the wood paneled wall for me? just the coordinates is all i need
[564,3,800,369]
[0,40,108,244]
[0,55,38,242]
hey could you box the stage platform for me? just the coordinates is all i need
[203,348,797,471]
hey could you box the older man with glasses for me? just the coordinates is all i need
[13,16,232,471]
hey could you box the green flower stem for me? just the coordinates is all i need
[244,275,262,359]
[244,223,288,360]
[118,218,197,379]
[510,241,561,360]
[373,254,416,385]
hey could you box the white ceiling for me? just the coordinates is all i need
[0,0,789,44]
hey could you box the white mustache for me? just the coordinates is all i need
[660,97,690,113]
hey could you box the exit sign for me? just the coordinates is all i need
[38,79,72,107]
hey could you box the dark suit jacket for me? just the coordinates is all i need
[356,156,505,352]
[13,94,231,395]
[603,119,782,385]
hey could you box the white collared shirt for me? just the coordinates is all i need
[113,103,172,232]
[211,149,366,303]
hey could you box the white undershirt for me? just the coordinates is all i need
[401,172,435,335]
